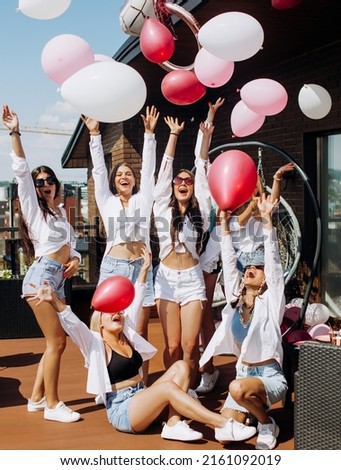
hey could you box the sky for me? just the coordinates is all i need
[0,0,129,182]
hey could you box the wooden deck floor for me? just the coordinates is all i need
[0,319,294,450]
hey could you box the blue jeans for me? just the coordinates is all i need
[98,256,155,307]
[106,382,146,433]
[222,361,288,413]
[22,257,66,299]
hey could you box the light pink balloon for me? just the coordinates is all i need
[240,78,288,116]
[230,100,266,137]
[194,48,234,88]
[41,34,95,85]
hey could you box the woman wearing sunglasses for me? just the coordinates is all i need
[200,194,288,450]
[2,105,81,423]
[152,117,213,390]
[82,106,159,385]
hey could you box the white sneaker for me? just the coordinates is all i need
[215,418,257,443]
[44,401,81,423]
[195,369,220,393]
[256,417,279,450]
[187,389,200,401]
[27,397,46,412]
[161,420,203,441]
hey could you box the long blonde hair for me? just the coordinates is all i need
[90,310,102,333]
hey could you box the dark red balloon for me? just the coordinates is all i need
[208,150,257,211]
[140,18,175,63]
[91,276,135,313]
[161,70,206,105]
[271,0,303,9]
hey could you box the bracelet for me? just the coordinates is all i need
[170,132,179,136]
[90,132,100,136]
[273,175,283,181]
[9,131,21,136]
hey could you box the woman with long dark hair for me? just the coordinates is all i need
[83,106,159,384]
[152,116,212,389]
[2,105,81,423]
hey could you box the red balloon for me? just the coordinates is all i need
[271,0,303,9]
[161,70,206,105]
[140,18,175,63]
[208,150,257,211]
[91,276,135,313]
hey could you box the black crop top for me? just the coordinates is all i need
[107,345,143,385]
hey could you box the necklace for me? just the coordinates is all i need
[239,304,254,329]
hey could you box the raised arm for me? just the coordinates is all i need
[270,162,295,202]
[139,106,159,210]
[194,97,225,159]
[2,105,25,158]
[153,116,185,207]
[163,116,185,158]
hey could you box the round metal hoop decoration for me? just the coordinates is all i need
[154,1,201,72]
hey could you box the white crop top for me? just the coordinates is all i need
[11,153,81,261]
[89,134,156,258]
[152,154,211,261]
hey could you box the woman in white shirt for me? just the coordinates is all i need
[83,106,159,383]
[24,250,244,444]
[2,105,81,423]
[153,117,212,389]
[200,194,288,450]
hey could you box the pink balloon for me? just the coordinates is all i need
[230,101,265,137]
[161,70,206,105]
[41,34,94,85]
[140,18,175,63]
[271,0,303,9]
[208,150,258,211]
[240,78,288,116]
[91,276,135,313]
[194,48,234,88]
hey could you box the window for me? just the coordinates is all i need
[318,134,341,317]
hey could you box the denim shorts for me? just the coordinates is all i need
[22,257,66,299]
[98,256,155,307]
[106,382,146,433]
[222,361,288,413]
[154,263,206,306]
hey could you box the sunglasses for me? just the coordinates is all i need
[173,176,194,186]
[245,265,264,271]
[34,176,56,188]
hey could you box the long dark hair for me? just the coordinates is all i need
[109,162,138,195]
[19,166,61,264]
[169,169,204,254]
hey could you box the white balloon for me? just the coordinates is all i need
[60,61,147,123]
[119,0,156,36]
[298,83,332,119]
[198,12,264,62]
[305,303,331,327]
[18,0,71,20]
[94,54,115,62]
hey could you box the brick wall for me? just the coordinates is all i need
[86,40,341,299]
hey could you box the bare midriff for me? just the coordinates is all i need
[241,358,278,367]
[44,244,72,265]
[108,241,146,260]
[162,249,198,270]
[112,373,142,391]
